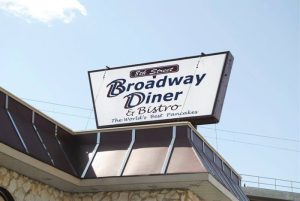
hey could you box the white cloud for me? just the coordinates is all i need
[0,0,87,24]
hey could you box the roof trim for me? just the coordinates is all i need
[0,87,74,133]
[76,121,241,180]
[0,87,241,179]
[0,142,238,201]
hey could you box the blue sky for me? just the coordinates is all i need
[0,0,299,186]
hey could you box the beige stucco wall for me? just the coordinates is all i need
[0,166,202,201]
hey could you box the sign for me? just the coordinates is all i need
[89,51,233,128]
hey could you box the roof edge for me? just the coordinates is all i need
[0,87,74,133]
[0,86,241,181]
[0,142,239,201]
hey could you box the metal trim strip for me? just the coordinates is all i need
[55,125,78,176]
[119,129,136,176]
[161,126,176,174]
[81,132,100,178]
[32,111,55,165]
[5,95,29,153]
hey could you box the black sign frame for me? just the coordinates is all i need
[88,51,234,129]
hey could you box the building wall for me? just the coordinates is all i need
[0,166,202,201]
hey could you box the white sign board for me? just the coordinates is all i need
[89,51,233,128]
